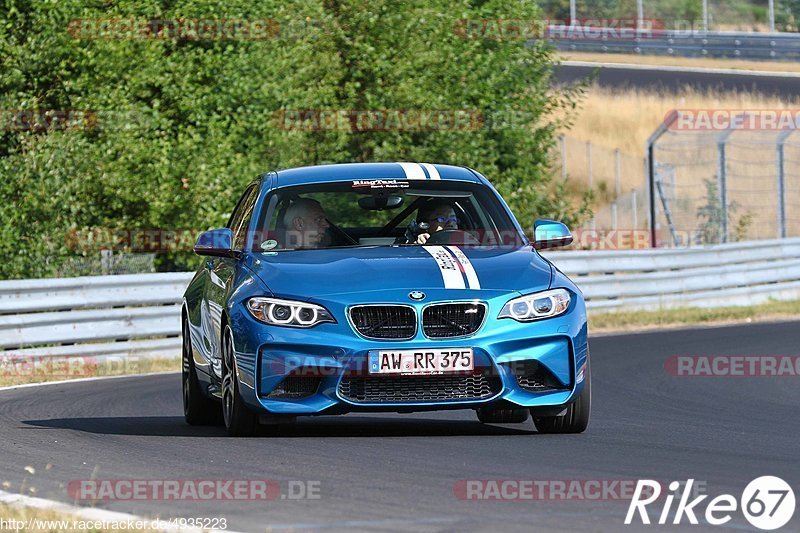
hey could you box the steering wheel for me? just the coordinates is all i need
[425,229,480,246]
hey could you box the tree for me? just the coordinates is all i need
[0,0,588,278]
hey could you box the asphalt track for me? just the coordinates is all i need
[0,321,798,532]
[556,62,800,97]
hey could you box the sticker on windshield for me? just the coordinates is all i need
[352,179,410,189]
[261,239,278,250]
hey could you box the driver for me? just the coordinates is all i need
[413,200,459,245]
[283,198,331,248]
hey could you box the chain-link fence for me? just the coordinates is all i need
[555,135,650,233]
[647,112,800,247]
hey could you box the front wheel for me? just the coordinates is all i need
[221,326,258,437]
[532,357,591,434]
[183,318,222,426]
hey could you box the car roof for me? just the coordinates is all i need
[270,162,484,188]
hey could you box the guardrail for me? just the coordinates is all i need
[546,238,800,310]
[0,273,193,361]
[0,238,798,360]
[548,28,800,61]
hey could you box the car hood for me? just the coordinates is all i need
[246,246,552,300]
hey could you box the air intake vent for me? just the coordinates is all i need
[264,376,321,399]
[339,372,501,403]
[510,361,570,393]
[422,302,486,338]
[349,305,417,340]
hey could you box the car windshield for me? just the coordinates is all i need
[252,180,525,252]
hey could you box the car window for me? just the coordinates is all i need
[254,180,524,251]
[228,184,259,250]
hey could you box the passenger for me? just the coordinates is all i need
[283,198,331,249]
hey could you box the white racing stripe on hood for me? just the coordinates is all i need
[423,246,466,289]
[447,245,481,289]
[397,162,426,180]
[420,163,440,180]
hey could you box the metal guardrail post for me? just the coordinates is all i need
[646,143,656,246]
[586,141,593,188]
[776,128,794,239]
[769,0,776,32]
[636,0,644,31]
[655,166,679,247]
[611,202,618,230]
[716,124,739,244]
[717,139,728,243]
[645,111,679,248]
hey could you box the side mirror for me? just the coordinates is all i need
[194,228,240,258]
[533,220,573,250]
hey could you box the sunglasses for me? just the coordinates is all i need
[428,216,459,225]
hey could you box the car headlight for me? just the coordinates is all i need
[247,297,336,328]
[498,289,571,322]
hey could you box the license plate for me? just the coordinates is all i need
[368,349,474,375]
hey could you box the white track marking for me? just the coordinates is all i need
[396,162,427,180]
[446,246,481,289]
[423,246,466,289]
[420,163,441,180]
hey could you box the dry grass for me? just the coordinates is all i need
[0,503,161,532]
[561,51,800,73]
[562,86,800,238]
[589,299,800,333]
[0,357,179,388]
[564,85,800,158]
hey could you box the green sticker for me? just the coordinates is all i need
[261,239,278,250]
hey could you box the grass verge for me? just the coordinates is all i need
[0,356,180,388]
[589,299,800,333]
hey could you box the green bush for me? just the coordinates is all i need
[1,0,589,279]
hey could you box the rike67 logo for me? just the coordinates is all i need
[626,477,795,530]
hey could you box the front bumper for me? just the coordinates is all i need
[230,291,589,416]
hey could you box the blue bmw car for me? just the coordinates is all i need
[182,162,589,436]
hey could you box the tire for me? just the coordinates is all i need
[221,326,258,437]
[476,407,529,424]
[182,318,222,426]
[532,357,591,434]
